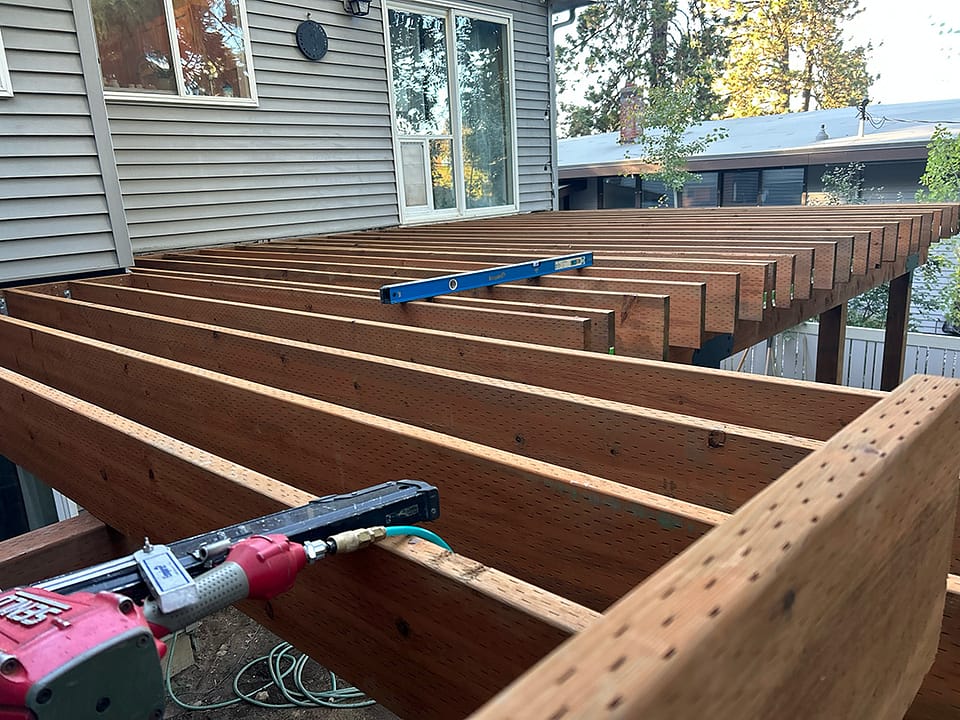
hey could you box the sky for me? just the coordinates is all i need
[848,0,960,105]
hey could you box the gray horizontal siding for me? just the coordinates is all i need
[107,0,552,251]
[0,0,123,283]
[108,0,402,252]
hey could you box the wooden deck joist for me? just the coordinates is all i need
[2,206,959,719]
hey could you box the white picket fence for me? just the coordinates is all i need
[721,322,960,389]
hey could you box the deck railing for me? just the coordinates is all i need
[722,322,960,389]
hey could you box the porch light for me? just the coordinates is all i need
[344,0,371,16]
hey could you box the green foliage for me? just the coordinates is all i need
[917,126,960,329]
[819,162,864,205]
[715,0,874,116]
[623,79,728,192]
[555,0,729,136]
[917,125,960,203]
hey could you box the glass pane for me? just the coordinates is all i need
[639,179,675,208]
[681,172,719,207]
[173,0,252,97]
[92,0,176,93]
[389,10,451,135]
[601,176,636,209]
[722,171,760,206]
[430,139,457,210]
[761,168,804,206]
[456,16,512,209]
[400,141,428,207]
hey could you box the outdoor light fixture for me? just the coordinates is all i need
[344,0,372,16]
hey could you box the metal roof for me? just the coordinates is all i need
[559,98,960,177]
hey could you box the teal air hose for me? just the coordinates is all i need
[384,525,453,551]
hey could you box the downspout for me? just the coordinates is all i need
[548,11,577,210]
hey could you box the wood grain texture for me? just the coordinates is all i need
[470,375,960,720]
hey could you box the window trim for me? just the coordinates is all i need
[384,0,520,224]
[95,0,259,107]
[0,27,13,99]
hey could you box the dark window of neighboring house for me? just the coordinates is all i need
[761,167,805,205]
[681,172,719,207]
[601,176,638,208]
[722,170,760,206]
[639,178,675,208]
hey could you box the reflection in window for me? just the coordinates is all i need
[0,28,13,98]
[389,10,450,136]
[761,168,804,206]
[640,179,675,208]
[722,170,760,206]
[92,0,253,99]
[681,172,718,207]
[601,176,636,208]
[457,16,512,209]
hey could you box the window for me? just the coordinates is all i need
[722,170,760,206]
[387,4,516,220]
[680,172,719,207]
[91,0,256,103]
[0,28,12,98]
[600,176,637,208]
[639,179,675,208]
[760,167,804,206]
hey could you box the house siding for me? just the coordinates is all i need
[107,0,553,254]
[0,0,128,283]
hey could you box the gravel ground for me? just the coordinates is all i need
[164,607,399,720]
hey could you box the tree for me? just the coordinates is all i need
[917,126,960,333]
[623,79,728,197]
[817,163,945,329]
[715,0,873,116]
[555,0,729,136]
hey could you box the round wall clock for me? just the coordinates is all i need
[296,20,329,62]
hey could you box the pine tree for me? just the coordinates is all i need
[555,0,729,136]
[716,0,873,116]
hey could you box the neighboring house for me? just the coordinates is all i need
[0,0,558,288]
[558,98,960,335]
[557,98,960,210]
[0,0,565,538]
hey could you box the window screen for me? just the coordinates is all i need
[601,176,637,208]
[761,168,804,206]
[721,171,760,206]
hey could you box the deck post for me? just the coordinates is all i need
[816,303,848,384]
[881,271,912,391]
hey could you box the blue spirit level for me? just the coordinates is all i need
[379,252,593,304]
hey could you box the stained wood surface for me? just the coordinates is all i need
[2,206,959,718]
[470,375,960,720]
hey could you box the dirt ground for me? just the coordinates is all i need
[164,607,399,720]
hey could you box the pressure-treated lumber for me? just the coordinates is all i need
[470,375,960,720]
[0,367,599,718]
[0,315,816,516]
[3,288,877,440]
[0,316,722,610]
[0,512,134,589]
[881,270,913,391]
[906,576,960,720]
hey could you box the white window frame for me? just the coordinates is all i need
[384,1,520,224]
[0,27,13,98]
[95,0,259,107]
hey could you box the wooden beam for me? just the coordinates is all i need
[816,303,848,384]
[0,366,599,718]
[0,318,723,610]
[470,375,960,720]
[3,289,878,441]
[0,314,818,516]
[0,513,134,589]
[906,576,960,720]
[881,271,913,391]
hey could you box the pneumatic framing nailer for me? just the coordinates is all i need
[0,480,440,720]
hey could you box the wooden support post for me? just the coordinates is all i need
[816,302,848,384]
[881,270,913,391]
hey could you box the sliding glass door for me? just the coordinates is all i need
[387,4,516,220]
